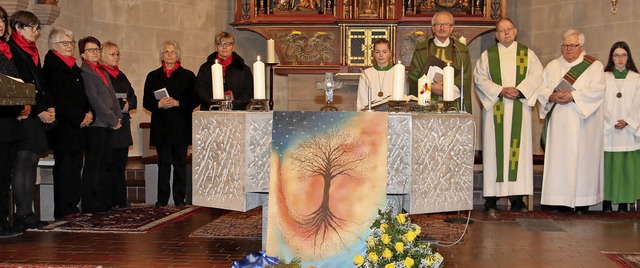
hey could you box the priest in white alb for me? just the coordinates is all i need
[474,18,543,214]
[537,29,605,214]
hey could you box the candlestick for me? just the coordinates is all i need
[267,39,275,63]
[211,59,224,100]
[443,62,455,101]
[418,74,430,106]
[253,56,266,99]
[458,36,467,45]
[392,61,405,101]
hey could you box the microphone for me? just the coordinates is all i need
[450,37,465,112]
[359,68,373,111]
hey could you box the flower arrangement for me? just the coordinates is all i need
[353,207,444,268]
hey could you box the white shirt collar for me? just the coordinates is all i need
[433,37,450,47]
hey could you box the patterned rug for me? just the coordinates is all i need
[189,207,468,243]
[602,252,640,268]
[486,210,640,221]
[0,264,101,268]
[31,204,202,234]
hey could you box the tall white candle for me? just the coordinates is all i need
[392,61,405,101]
[212,59,224,100]
[267,39,275,63]
[443,62,455,101]
[418,74,430,106]
[253,56,266,99]
[458,36,467,45]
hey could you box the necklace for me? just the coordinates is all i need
[374,64,393,97]
[613,68,628,98]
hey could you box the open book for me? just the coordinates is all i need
[361,95,419,111]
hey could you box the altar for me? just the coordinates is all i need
[191,111,474,214]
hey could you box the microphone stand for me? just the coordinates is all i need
[360,68,373,111]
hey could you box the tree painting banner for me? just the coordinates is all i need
[267,111,388,266]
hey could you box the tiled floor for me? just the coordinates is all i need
[0,207,638,267]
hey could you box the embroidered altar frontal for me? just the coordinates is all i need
[191,111,474,214]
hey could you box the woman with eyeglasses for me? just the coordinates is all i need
[195,31,253,110]
[79,36,122,215]
[100,41,137,209]
[42,27,93,220]
[0,5,26,238]
[602,41,640,213]
[7,10,53,229]
[143,40,198,207]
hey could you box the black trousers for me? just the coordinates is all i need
[156,144,188,205]
[82,127,113,213]
[0,142,18,226]
[12,150,39,217]
[111,147,129,207]
[52,149,83,219]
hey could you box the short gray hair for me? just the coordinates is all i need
[563,29,585,45]
[47,26,74,50]
[159,40,181,63]
[431,11,455,26]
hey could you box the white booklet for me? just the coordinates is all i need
[115,93,127,99]
[554,78,575,92]
[154,88,169,100]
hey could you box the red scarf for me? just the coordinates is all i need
[11,31,39,66]
[0,41,12,60]
[216,55,232,76]
[84,60,109,86]
[101,63,120,78]
[52,50,76,68]
[163,61,180,78]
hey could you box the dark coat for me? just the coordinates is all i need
[143,66,197,146]
[0,52,23,142]
[8,39,51,153]
[195,51,253,110]
[80,62,121,128]
[107,70,137,148]
[42,50,91,152]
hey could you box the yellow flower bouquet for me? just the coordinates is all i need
[353,208,444,268]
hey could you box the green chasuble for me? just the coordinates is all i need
[487,43,528,182]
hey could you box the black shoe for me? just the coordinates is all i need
[602,201,613,212]
[510,199,529,213]
[174,201,187,207]
[618,203,628,213]
[575,206,589,215]
[0,226,23,238]
[14,213,48,229]
[155,201,167,208]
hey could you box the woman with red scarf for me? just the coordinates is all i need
[7,10,53,229]
[42,27,93,220]
[100,41,137,209]
[78,36,122,215]
[143,40,198,207]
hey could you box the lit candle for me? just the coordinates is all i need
[211,59,224,100]
[458,36,467,45]
[253,56,266,99]
[392,61,405,101]
[267,39,275,63]
[443,62,455,101]
[418,74,430,106]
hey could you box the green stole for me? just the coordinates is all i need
[540,54,597,151]
[487,43,528,182]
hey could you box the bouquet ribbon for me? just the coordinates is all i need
[232,251,280,268]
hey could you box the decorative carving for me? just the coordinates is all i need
[400,30,428,65]
[275,30,336,65]
[417,0,471,14]
[358,0,379,18]
[273,0,324,14]
[490,0,501,19]
[37,0,57,4]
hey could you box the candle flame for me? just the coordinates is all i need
[257,55,261,61]
[215,59,218,64]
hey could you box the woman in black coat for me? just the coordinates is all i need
[195,31,253,110]
[8,10,53,229]
[100,41,137,209]
[143,40,198,207]
[42,26,93,220]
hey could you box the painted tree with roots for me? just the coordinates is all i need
[289,129,368,247]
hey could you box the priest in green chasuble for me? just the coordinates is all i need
[408,11,472,112]
[538,29,605,214]
[474,18,543,214]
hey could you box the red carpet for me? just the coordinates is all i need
[488,210,640,221]
[603,252,640,268]
[0,264,100,268]
[31,204,202,234]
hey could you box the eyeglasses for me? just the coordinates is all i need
[433,23,452,28]
[612,54,628,58]
[217,42,234,48]
[163,51,178,55]
[108,52,121,57]
[561,44,581,49]
[55,40,76,47]
[85,48,101,53]
[496,27,514,33]
[23,25,40,33]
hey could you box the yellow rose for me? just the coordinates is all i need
[382,248,393,259]
[415,31,424,35]
[435,252,443,261]
[385,264,396,268]
[380,223,389,233]
[413,224,421,235]
[427,255,434,266]
[404,257,415,267]
[381,234,391,244]
[403,231,417,242]
[366,237,375,248]
[367,252,379,262]
[396,213,406,224]
[395,242,404,253]
[353,254,365,266]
